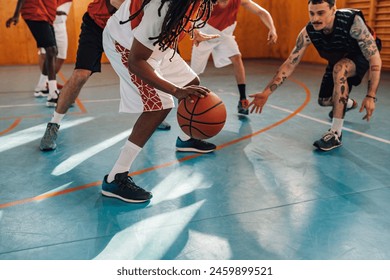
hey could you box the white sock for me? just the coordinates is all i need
[48,80,58,98]
[331,118,344,136]
[179,131,191,141]
[346,98,354,109]
[36,74,48,89]
[50,111,65,124]
[107,140,142,183]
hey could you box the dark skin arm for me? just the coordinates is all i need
[5,0,25,27]
[128,38,209,102]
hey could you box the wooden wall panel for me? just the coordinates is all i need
[5,0,389,71]
[0,0,108,66]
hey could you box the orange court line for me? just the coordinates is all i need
[0,118,21,136]
[0,71,87,134]
[0,78,311,209]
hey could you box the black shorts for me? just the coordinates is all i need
[319,54,369,99]
[75,12,105,73]
[24,20,56,48]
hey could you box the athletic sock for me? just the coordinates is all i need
[50,111,65,124]
[331,118,344,137]
[48,80,58,98]
[179,131,191,141]
[107,140,142,183]
[346,98,354,109]
[237,84,246,100]
[36,74,48,89]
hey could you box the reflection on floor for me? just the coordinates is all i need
[0,60,389,260]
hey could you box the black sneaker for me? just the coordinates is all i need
[157,121,171,130]
[176,137,216,153]
[40,123,60,151]
[313,130,342,151]
[328,99,358,119]
[238,99,249,115]
[102,172,152,203]
[46,90,60,107]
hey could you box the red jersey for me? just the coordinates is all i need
[21,0,57,25]
[207,0,240,31]
[87,0,113,29]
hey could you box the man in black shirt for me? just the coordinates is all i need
[248,0,381,151]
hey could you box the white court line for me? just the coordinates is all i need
[267,104,390,145]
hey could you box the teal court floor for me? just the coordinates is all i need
[0,59,389,260]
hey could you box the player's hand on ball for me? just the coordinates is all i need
[174,85,209,103]
[248,93,269,114]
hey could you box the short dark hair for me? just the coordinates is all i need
[308,0,335,7]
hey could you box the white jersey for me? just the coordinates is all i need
[105,0,168,63]
[102,0,197,114]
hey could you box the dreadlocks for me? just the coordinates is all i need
[128,0,215,55]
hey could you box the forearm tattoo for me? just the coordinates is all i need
[268,71,287,92]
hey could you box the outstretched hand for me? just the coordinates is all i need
[192,30,220,47]
[174,85,210,103]
[359,97,376,122]
[248,93,269,114]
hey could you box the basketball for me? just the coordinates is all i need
[177,91,227,139]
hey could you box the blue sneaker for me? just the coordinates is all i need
[313,130,342,151]
[102,172,152,203]
[176,137,216,153]
[157,121,171,130]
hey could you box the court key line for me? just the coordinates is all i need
[1,77,311,209]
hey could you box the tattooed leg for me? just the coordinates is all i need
[331,59,356,119]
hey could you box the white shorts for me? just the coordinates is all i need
[191,22,240,75]
[40,2,72,59]
[103,28,197,114]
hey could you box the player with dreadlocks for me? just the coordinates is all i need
[101,0,218,203]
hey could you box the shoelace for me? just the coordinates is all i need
[322,131,338,142]
[44,124,58,139]
[118,176,144,192]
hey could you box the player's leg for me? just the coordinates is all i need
[40,13,104,151]
[314,59,357,151]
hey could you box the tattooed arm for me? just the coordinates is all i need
[350,15,382,121]
[248,27,311,113]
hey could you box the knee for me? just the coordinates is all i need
[318,98,332,107]
[230,54,242,64]
[45,46,58,57]
[73,69,91,83]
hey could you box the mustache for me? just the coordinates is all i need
[312,22,322,25]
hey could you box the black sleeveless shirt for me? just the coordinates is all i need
[306,9,363,65]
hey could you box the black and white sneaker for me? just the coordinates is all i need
[102,172,152,203]
[46,90,60,107]
[34,87,49,98]
[313,130,342,151]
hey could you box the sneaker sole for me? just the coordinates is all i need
[176,147,215,153]
[313,142,342,151]
[40,146,57,151]
[101,190,151,203]
[46,101,57,107]
[34,92,49,98]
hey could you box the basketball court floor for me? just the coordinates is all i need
[0,59,389,260]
